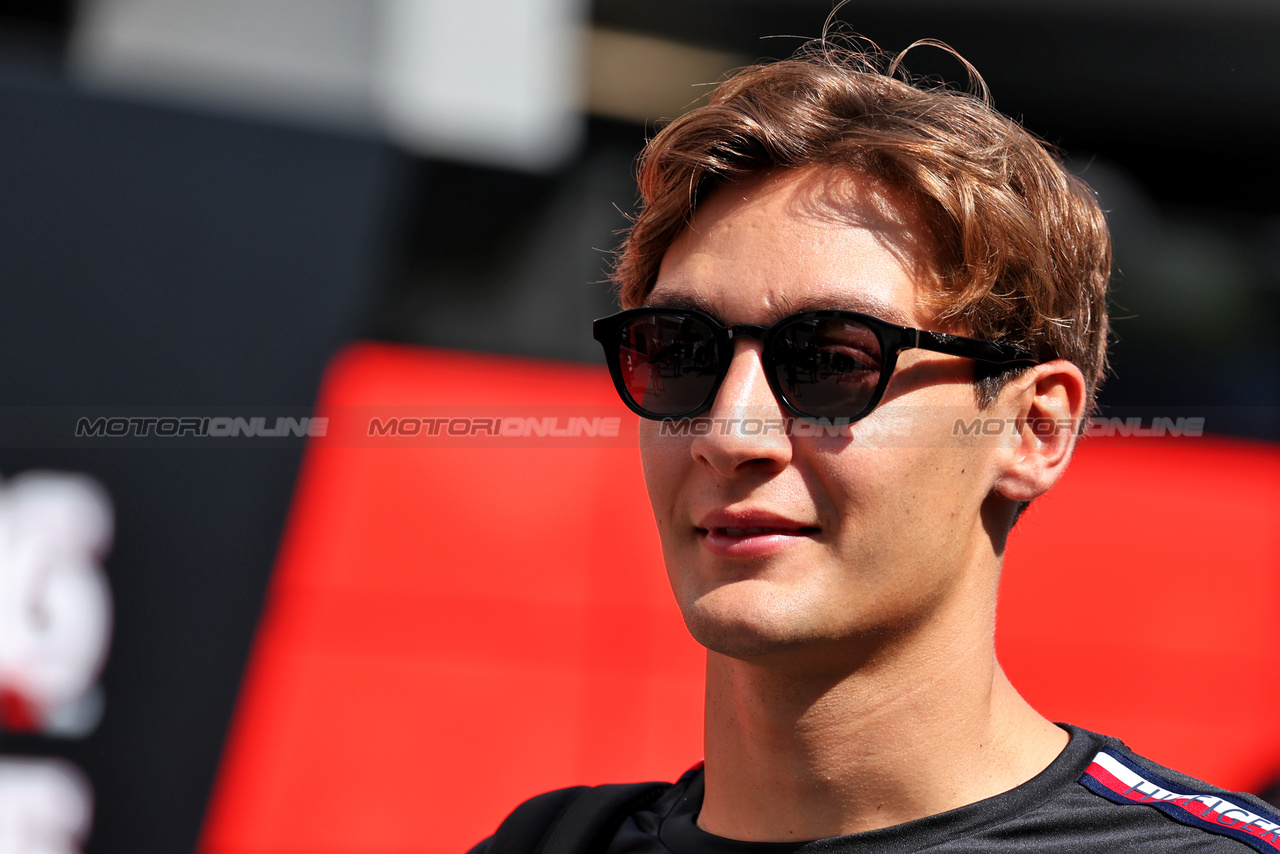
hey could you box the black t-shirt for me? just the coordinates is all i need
[478,725,1280,853]
[609,726,1279,853]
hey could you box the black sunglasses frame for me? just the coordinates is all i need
[593,306,1035,423]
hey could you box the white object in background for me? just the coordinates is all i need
[0,474,113,736]
[0,760,92,854]
[70,0,589,171]
[69,0,380,129]
[374,0,588,170]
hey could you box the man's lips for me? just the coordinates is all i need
[713,526,813,537]
[695,511,819,556]
[706,526,819,536]
[696,510,818,534]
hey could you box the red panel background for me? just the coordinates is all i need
[201,342,1280,854]
[997,435,1280,787]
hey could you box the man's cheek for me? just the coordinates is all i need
[639,436,690,506]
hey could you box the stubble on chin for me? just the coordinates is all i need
[675,579,833,663]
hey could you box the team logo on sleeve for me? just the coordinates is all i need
[1082,748,1280,852]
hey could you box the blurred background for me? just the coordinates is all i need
[0,0,1277,852]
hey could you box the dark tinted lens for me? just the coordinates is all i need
[618,313,720,415]
[771,317,884,418]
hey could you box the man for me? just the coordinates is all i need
[474,41,1280,853]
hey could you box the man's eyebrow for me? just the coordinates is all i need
[642,290,715,312]
[776,293,916,327]
[644,288,918,328]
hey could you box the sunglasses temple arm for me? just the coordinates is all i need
[912,329,1035,364]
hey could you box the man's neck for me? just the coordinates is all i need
[697,620,1068,842]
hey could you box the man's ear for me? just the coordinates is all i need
[993,360,1088,503]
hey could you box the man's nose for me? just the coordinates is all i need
[690,340,792,476]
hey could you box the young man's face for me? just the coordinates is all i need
[638,166,1013,670]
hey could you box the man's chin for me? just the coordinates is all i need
[678,591,892,675]
[681,604,828,664]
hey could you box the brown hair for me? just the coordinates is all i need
[612,41,1111,411]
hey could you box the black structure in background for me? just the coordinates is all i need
[0,24,405,854]
[387,1,1280,439]
[0,0,73,29]
[586,0,1280,440]
[0,2,1276,854]
[597,0,1280,208]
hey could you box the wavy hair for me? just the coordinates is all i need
[612,40,1111,411]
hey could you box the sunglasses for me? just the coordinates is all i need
[593,307,1035,423]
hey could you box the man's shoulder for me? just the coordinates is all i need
[468,777,679,854]
[467,730,1280,854]
[1057,725,1280,853]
